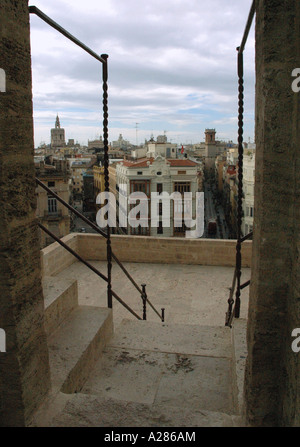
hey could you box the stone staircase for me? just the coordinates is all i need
[31,276,247,427]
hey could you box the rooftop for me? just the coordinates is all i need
[121,158,199,168]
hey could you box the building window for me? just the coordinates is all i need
[48,197,58,214]
[157,221,163,234]
[173,182,191,236]
[177,171,186,175]
[157,183,163,194]
[137,171,143,175]
[48,181,55,187]
[130,180,151,196]
[174,182,190,193]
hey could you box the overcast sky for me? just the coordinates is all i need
[29,0,255,147]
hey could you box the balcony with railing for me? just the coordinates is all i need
[43,209,63,220]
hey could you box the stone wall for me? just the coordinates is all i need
[0,0,51,426]
[245,0,300,427]
[41,233,78,276]
[41,234,252,271]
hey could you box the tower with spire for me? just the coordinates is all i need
[51,114,66,150]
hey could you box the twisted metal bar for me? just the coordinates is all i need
[102,54,113,309]
[30,7,163,321]
[234,49,244,318]
[225,268,237,326]
[225,1,255,326]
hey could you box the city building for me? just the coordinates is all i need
[50,115,66,150]
[82,169,95,215]
[70,158,96,200]
[116,156,200,237]
[215,153,227,194]
[146,136,178,159]
[93,165,105,200]
[242,148,255,236]
[35,157,71,247]
[87,136,104,153]
[112,133,131,150]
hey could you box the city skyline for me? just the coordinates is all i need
[29,0,255,147]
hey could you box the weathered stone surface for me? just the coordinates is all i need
[245,0,300,427]
[0,0,51,426]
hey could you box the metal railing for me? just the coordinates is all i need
[225,231,253,327]
[30,6,164,323]
[225,0,256,327]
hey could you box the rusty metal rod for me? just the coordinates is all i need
[29,6,106,64]
[36,178,162,319]
[38,222,108,282]
[238,0,256,55]
[111,253,143,295]
[38,222,142,320]
[36,178,108,239]
[101,54,112,309]
[225,0,255,326]
[146,298,164,321]
[240,231,253,243]
[234,49,245,319]
[111,290,142,321]
[225,268,237,326]
[240,280,250,290]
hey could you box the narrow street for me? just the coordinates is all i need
[203,182,230,239]
[70,201,98,234]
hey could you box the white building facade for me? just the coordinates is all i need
[242,149,255,236]
[115,156,201,237]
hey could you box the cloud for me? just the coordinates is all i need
[29,0,255,146]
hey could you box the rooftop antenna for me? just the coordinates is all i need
[135,123,139,146]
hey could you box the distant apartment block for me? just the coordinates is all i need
[116,156,201,237]
[242,149,255,236]
[35,157,71,247]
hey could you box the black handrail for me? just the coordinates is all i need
[29,6,106,64]
[225,0,256,327]
[36,178,107,238]
[31,5,164,322]
[36,177,164,321]
[39,222,142,320]
[238,0,256,55]
[29,4,112,309]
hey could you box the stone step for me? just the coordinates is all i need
[43,276,78,337]
[231,318,247,414]
[47,393,243,427]
[80,319,235,418]
[47,305,113,394]
[108,318,232,358]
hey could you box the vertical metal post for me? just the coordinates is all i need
[161,308,165,323]
[234,48,244,318]
[141,284,147,320]
[102,53,112,309]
